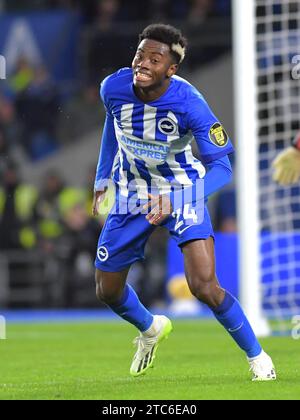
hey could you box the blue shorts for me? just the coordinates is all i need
[95,195,214,272]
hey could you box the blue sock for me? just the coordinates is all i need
[109,284,154,332]
[212,291,262,358]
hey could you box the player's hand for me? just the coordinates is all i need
[143,193,173,225]
[272,147,300,186]
[92,189,107,216]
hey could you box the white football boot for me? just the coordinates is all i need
[130,315,173,377]
[248,351,277,381]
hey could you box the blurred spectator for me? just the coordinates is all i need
[188,0,215,25]
[60,83,101,142]
[0,161,38,250]
[0,93,17,146]
[34,171,65,251]
[34,172,101,252]
[95,0,121,31]
[117,0,189,22]
[15,65,60,160]
[87,0,127,84]
[0,128,9,158]
[75,0,99,25]
[9,57,34,95]
[56,200,100,306]
[169,0,190,20]
[147,0,170,21]
[0,128,11,179]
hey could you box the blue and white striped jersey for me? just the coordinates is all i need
[95,67,234,199]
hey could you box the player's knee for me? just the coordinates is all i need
[96,282,119,305]
[95,270,122,305]
[188,271,217,306]
[191,284,213,305]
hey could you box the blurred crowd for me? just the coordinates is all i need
[80,0,231,84]
[0,158,108,307]
[0,0,231,161]
[2,0,231,20]
[0,61,60,162]
[0,0,235,308]
[0,162,101,252]
[0,156,236,309]
[0,158,173,307]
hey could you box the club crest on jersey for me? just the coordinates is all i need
[209,123,228,147]
[97,246,109,262]
[158,118,177,136]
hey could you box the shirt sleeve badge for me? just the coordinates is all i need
[209,123,229,147]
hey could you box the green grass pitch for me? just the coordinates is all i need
[0,320,299,400]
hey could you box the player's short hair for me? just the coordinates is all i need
[138,24,187,64]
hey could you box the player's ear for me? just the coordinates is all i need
[167,63,178,78]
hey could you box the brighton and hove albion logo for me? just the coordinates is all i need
[97,246,109,262]
[158,118,177,136]
[209,122,228,147]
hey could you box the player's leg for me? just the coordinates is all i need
[95,267,154,332]
[182,238,276,381]
[94,207,172,376]
[95,267,172,376]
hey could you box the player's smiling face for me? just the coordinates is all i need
[132,39,178,90]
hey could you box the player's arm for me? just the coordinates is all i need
[93,113,118,216]
[191,95,234,195]
[144,157,232,225]
[169,155,232,213]
[168,94,234,210]
[272,131,300,186]
[203,155,232,196]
